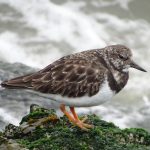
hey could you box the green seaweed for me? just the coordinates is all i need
[1,105,150,150]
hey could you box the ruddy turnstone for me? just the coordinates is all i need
[1,44,146,130]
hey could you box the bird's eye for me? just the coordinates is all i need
[119,54,128,60]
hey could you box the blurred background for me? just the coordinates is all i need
[0,0,150,131]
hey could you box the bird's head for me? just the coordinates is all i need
[105,44,146,73]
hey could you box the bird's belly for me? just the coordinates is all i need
[48,80,115,107]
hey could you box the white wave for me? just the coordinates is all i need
[0,107,19,125]
[9,0,106,49]
[0,0,149,65]
[0,32,38,66]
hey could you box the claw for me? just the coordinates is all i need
[81,116,88,123]
[76,122,89,131]
[82,123,94,129]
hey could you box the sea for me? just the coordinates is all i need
[0,0,150,131]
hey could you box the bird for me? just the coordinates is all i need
[1,44,146,131]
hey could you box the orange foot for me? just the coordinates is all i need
[60,104,93,131]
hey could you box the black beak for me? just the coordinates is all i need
[130,60,147,72]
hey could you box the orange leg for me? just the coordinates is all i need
[60,104,75,123]
[70,107,93,129]
[70,107,79,120]
[60,104,90,131]
[70,107,87,122]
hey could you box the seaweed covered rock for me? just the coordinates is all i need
[0,104,150,150]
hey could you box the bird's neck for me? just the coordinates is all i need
[107,70,129,93]
[95,50,129,93]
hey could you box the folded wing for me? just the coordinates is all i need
[1,58,106,97]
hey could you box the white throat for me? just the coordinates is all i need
[122,65,130,73]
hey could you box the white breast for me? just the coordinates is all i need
[47,79,115,107]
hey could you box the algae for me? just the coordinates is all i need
[1,104,150,150]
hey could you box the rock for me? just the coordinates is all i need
[0,104,150,150]
[0,140,28,150]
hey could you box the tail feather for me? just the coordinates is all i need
[1,73,34,89]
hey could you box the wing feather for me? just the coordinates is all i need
[32,59,106,97]
[1,57,107,97]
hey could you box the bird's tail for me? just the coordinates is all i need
[1,73,34,89]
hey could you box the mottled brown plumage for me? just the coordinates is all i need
[1,45,146,97]
[1,44,146,131]
[2,50,107,97]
